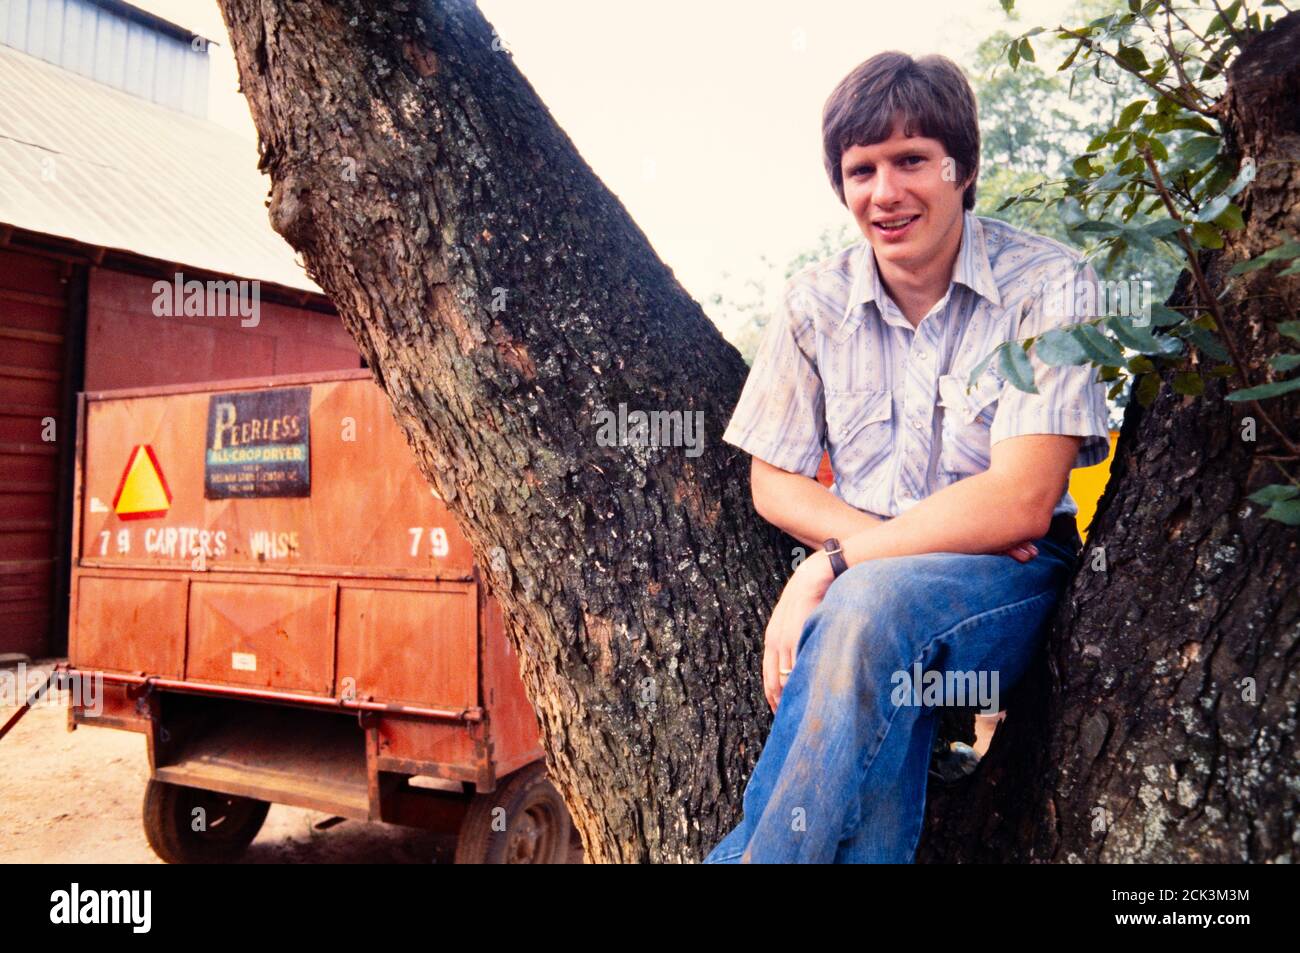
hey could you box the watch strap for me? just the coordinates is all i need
[824,537,848,578]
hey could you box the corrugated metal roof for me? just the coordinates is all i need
[0,42,321,293]
[1,0,213,118]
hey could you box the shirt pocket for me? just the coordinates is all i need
[824,387,894,480]
[937,373,1001,476]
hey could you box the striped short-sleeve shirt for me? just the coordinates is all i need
[722,210,1111,520]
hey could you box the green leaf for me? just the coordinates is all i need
[1107,314,1161,352]
[1128,355,1156,374]
[1115,46,1150,72]
[966,344,1000,387]
[1135,372,1161,407]
[1172,371,1204,396]
[1214,203,1245,231]
[1019,38,1036,63]
[1120,220,1153,250]
[1150,334,1185,357]
[1176,135,1221,168]
[1143,218,1184,238]
[1058,41,1082,71]
[1192,194,1231,223]
[1117,99,1148,129]
[1107,377,1128,400]
[1058,197,1087,228]
[1228,238,1300,275]
[1224,377,1300,401]
[1142,134,1169,163]
[1088,164,1127,195]
[1074,324,1126,364]
[1278,321,1300,343]
[1225,157,1256,198]
[1270,354,1300,372]
[1192,222,1224,249]
[999,343,1039,394]
[1168,116,1218,135]
[1207,0,1243,33]
[1148,303,1185,328]
[1248,484,1300,505]
[1183,325,1230,361]
[1074,220,1122,235]
[1034,327,1090,366]
[1263,499,1300,526]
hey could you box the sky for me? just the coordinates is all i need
[135,0,1079,339]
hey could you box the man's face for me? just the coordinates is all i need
[840,119,972,273]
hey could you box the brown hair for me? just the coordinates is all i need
[822,52,980,210]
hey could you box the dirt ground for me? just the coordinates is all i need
[1,659,584,864]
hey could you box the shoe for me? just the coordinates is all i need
[928,741,982,784]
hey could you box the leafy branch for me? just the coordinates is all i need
[992,0,1300,523]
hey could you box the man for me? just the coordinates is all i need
[703,51,1110,863]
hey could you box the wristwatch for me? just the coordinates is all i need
[823,537,849,578]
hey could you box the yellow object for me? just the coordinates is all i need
[1068,431,1119,543]
[112,444,172,520]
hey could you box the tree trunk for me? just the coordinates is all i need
[217,0,1298,863]
[215,0,799,862]
[918,12,1299,863]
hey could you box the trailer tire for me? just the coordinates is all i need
[143,779,270,864]
[454,762,571,864]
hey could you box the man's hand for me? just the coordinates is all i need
[1002,540,1039,562]
[763,551,836,712]
[760,535,1037,712]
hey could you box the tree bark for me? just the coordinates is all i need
[918,12,1300,863]
[215,0,794,862]
[217,0,1298,863]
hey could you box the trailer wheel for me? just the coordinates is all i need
[143,779,270,864]
[454,762,571,864]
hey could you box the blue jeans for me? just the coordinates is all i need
[703,530,1079,864]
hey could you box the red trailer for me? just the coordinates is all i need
[60,369,571,863]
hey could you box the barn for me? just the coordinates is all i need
[0,0,358,659]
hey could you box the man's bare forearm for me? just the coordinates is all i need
[840,469,1045,566]
[751,460,884,549]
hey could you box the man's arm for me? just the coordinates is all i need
[751,455,1043,561]
[750,456,884,549]
[838,433,1081,567]
[830,253,1112,568]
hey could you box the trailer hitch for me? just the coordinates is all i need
[0,663,59,744]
